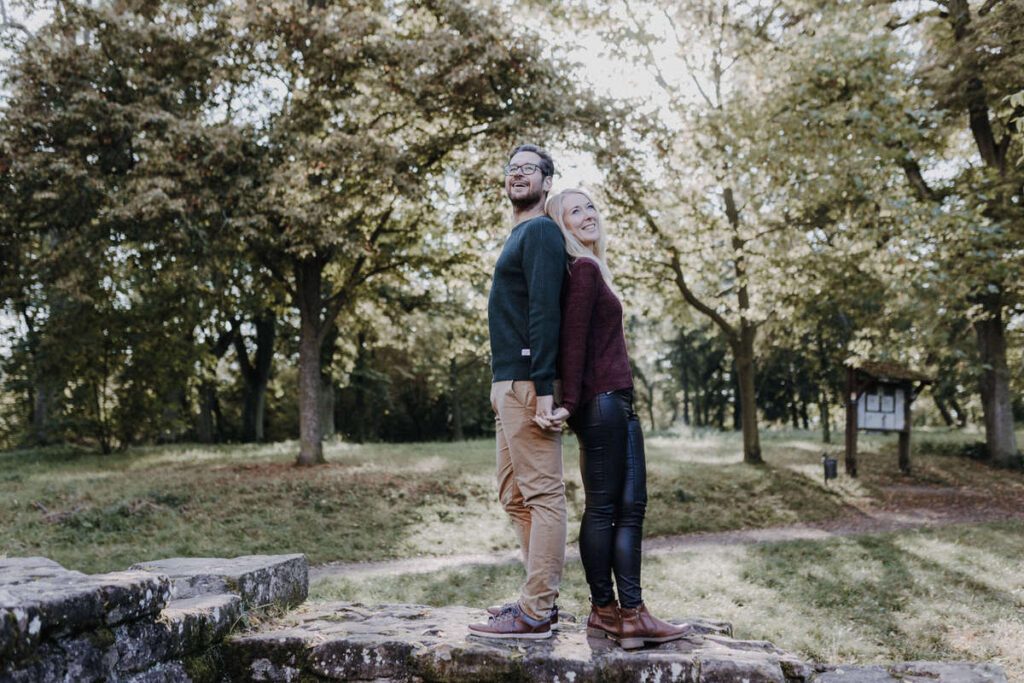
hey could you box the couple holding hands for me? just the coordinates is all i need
[467,144,688,650]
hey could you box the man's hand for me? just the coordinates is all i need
[532,394,559,431]
[533,396,570,432]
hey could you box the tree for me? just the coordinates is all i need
[580,0,914,463]
[226,0,599,464]
[883,0,1023,466]
[1,0,246,448]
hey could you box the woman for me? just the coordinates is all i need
[544,189,688,650]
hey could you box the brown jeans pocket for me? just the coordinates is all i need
[510,380,537,410]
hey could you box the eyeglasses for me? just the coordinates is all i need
[503,163,541,176]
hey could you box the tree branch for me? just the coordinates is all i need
[885,8,944,30]
[978,0,1005,15]
[0,0,31,37]
[621,182,737,340]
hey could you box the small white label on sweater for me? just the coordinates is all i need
[521,348,531,356]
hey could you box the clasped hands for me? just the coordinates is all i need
[532,394,570,432]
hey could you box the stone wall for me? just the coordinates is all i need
[0,554,307,682]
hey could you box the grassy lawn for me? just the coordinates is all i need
[311,521,1024,679]
[3,428,1023,675]
[2,428,1023,574]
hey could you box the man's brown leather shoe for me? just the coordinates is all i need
[585,599,620,640]
[468,603,552,640]
[618,603,689,650]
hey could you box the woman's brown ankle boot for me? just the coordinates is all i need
[585,599,621,640]
[618,603,689,650]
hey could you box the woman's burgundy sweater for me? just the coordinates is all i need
[558,258,634,416]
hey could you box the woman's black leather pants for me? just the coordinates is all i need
[570,388,647,609]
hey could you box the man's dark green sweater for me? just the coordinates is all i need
[488,215,566,397]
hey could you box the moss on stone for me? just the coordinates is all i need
[182,649,224,683]
[87,626,115,649]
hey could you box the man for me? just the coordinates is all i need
[468,144,566,640]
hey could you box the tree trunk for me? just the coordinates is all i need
[319,376,336,439]
[197,328,235,444]
[731,360,741,431]
[725,186,762,463]
[682,384,691,425]
[295,259,325,466]
[819,386,831,444]
[785,362,799,429]
[844,367,858,477]
[735,325,763,464]
[898,392,912,475]
[238,313,275,443]
[196,383,218,443]
[646,384,656,432]
[25,313,57,446]
[814,328,832,443]
[448,355,464,441]
[631,361,657,431]
[949,398,968,428]
[973,295,1019,467]
[715,366,726,429]
[933,395,955,428]
[241,386,267,442]
[320,323,341,441]
[30,378,54,446]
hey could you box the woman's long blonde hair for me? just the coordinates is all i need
[546,188,616,293]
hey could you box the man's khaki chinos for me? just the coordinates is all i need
[491,379,566,620]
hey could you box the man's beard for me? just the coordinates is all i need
[507,185,544,209]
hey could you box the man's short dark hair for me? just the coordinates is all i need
[509,144,555,179]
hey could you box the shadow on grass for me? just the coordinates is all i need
[743,522,1024,661]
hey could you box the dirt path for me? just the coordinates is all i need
[310,506,1024,583]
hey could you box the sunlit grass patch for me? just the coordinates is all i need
[312,521,1024,679]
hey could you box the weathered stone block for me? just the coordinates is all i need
[224,602,770,682]
[0,631,117,683]
[222,602,1008,683]
[223,628,311,681]
[0,557,75,586]
[112,593,242,675]
[130,554,307,609]
[121,660,193,683]
[698,652,787,682]
[0,560,170,663]
[891,661,1007,682]
[161,593,243,650]
[811,662,1008,683]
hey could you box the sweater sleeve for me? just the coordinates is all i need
[558,259,600,415]
[522,218,566,397]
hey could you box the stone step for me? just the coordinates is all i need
[1,554,308,682]
[130,554,307,609]
[112,593,243,674]
[222,602,1007,683]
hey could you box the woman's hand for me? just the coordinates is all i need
[549,407,570,425]
[534,406,570,432]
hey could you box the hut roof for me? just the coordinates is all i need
[845,359,934,383]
